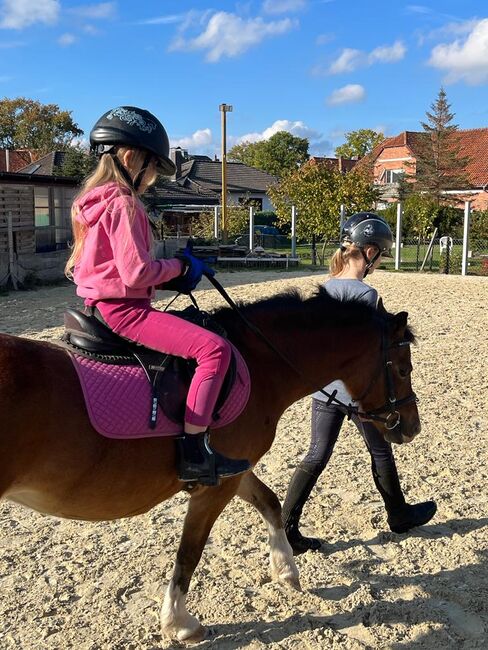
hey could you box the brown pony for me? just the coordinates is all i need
[0,287,420,643]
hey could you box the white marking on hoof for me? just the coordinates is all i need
[161,580,206,643]
[268,528,301,591]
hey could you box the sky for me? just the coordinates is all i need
[1,0,488,157]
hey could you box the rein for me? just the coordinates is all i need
[195,274,416,430]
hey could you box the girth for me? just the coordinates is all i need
[60,307,236,428]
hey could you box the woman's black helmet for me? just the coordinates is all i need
[341,212,393,258]
[89,106,176,176]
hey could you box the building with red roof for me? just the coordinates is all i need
[363,129,488,210]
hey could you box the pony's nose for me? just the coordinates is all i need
[402,419,421,442]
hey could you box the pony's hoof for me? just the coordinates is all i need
[283,574,302,592]
[177,623,206,644]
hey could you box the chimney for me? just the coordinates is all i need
[6,149,10,172]
[169,147,185,180]
[338,156,343,173]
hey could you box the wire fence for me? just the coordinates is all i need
[229,232,488,275]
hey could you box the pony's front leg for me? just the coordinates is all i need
[161,477,240,644]
[237,471,301,590]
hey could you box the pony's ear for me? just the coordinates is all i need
[393,311,409,332]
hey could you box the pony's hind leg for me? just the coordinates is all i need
[237,471,300,590]
[161,477,241,643]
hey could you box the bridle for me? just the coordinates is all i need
[317,326,417,430]
[196,275,417,431]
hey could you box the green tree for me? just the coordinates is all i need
[54,144,97,180]
[470,209,488,239]
[335,129,384,159]
[415,87,470,205]
[0,97,82,157]
[229,131,309,177]
[190,205,249,240]
[267,162,379,240]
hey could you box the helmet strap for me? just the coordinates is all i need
[133,151,154,192]
[110,153,136,190]
[360,247,381,279]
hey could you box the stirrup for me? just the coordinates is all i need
[176,431,250,487]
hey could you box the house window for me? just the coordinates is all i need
[35,185,76,252]
[383,169,404,184]
[238,196,263,211]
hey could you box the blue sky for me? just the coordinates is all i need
[1,0,488,156]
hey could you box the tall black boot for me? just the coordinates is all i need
[176,431,250,487]
[372,459,437,533]
[282,465,322,555]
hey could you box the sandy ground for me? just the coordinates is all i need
[0,269,487,650]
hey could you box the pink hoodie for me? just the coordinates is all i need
[73,182,183,300]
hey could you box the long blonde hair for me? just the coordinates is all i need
[65,148,156,278]
[329,242,362,276]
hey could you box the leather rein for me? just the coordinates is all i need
[197,274,417,430]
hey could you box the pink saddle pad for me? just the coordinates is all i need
[69,344,251,439]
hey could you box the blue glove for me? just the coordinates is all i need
[164,244,215,294]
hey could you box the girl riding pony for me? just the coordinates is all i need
[66,106,250,487]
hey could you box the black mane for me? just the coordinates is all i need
[212,285,415,343]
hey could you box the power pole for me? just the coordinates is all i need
[219,103,233,244]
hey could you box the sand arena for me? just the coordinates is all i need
[0,269,487,649]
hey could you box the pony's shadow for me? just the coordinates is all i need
[153,516,488,650]
[153,613,332,650]
[311,515,488,561]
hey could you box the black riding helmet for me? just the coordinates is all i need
[341,212,393,257]
[341,212,393,277]
[90,106,176,189]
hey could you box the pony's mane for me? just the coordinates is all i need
[213,285,415,343]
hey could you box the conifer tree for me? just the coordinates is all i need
[415,88,470,205]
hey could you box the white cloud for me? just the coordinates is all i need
[328,48,361,74]
[327,84,366,106]
[235,119,322,144]
[69,2,116,19]
[327,40,406,74]
[316,32,334,46]
[429,18,488,85]
[170,11,295,62]
[58,32,76,46]
[369,40,406,63]
[262,0,306,14]
[138,14,185,26]
[0,0,59,29]
[171,128,213,150]
[406,4,431,14]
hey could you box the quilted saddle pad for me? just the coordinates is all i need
[69,343,251,439]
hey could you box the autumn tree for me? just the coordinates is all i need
[335,129,384,159]
[267,162,379,240]
[0,97,82,158]
[229,131,309,177]
[415,88,470,205]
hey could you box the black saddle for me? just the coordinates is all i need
[61,306,236,427]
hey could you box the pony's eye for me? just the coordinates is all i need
[399,367,411,378]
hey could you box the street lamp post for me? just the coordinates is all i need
[219,103,233,244]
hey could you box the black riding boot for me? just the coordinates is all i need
[371,458,437,533]
[176,431,250,487]
[282,466,323,555]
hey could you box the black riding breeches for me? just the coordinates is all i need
[282,399,406,528]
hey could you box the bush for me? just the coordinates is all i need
[439,249,462,274]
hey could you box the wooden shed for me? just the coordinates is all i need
[0,172,78,287]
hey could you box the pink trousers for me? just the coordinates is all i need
[90,298,231,428]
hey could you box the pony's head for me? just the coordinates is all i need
[346,309,420,444]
